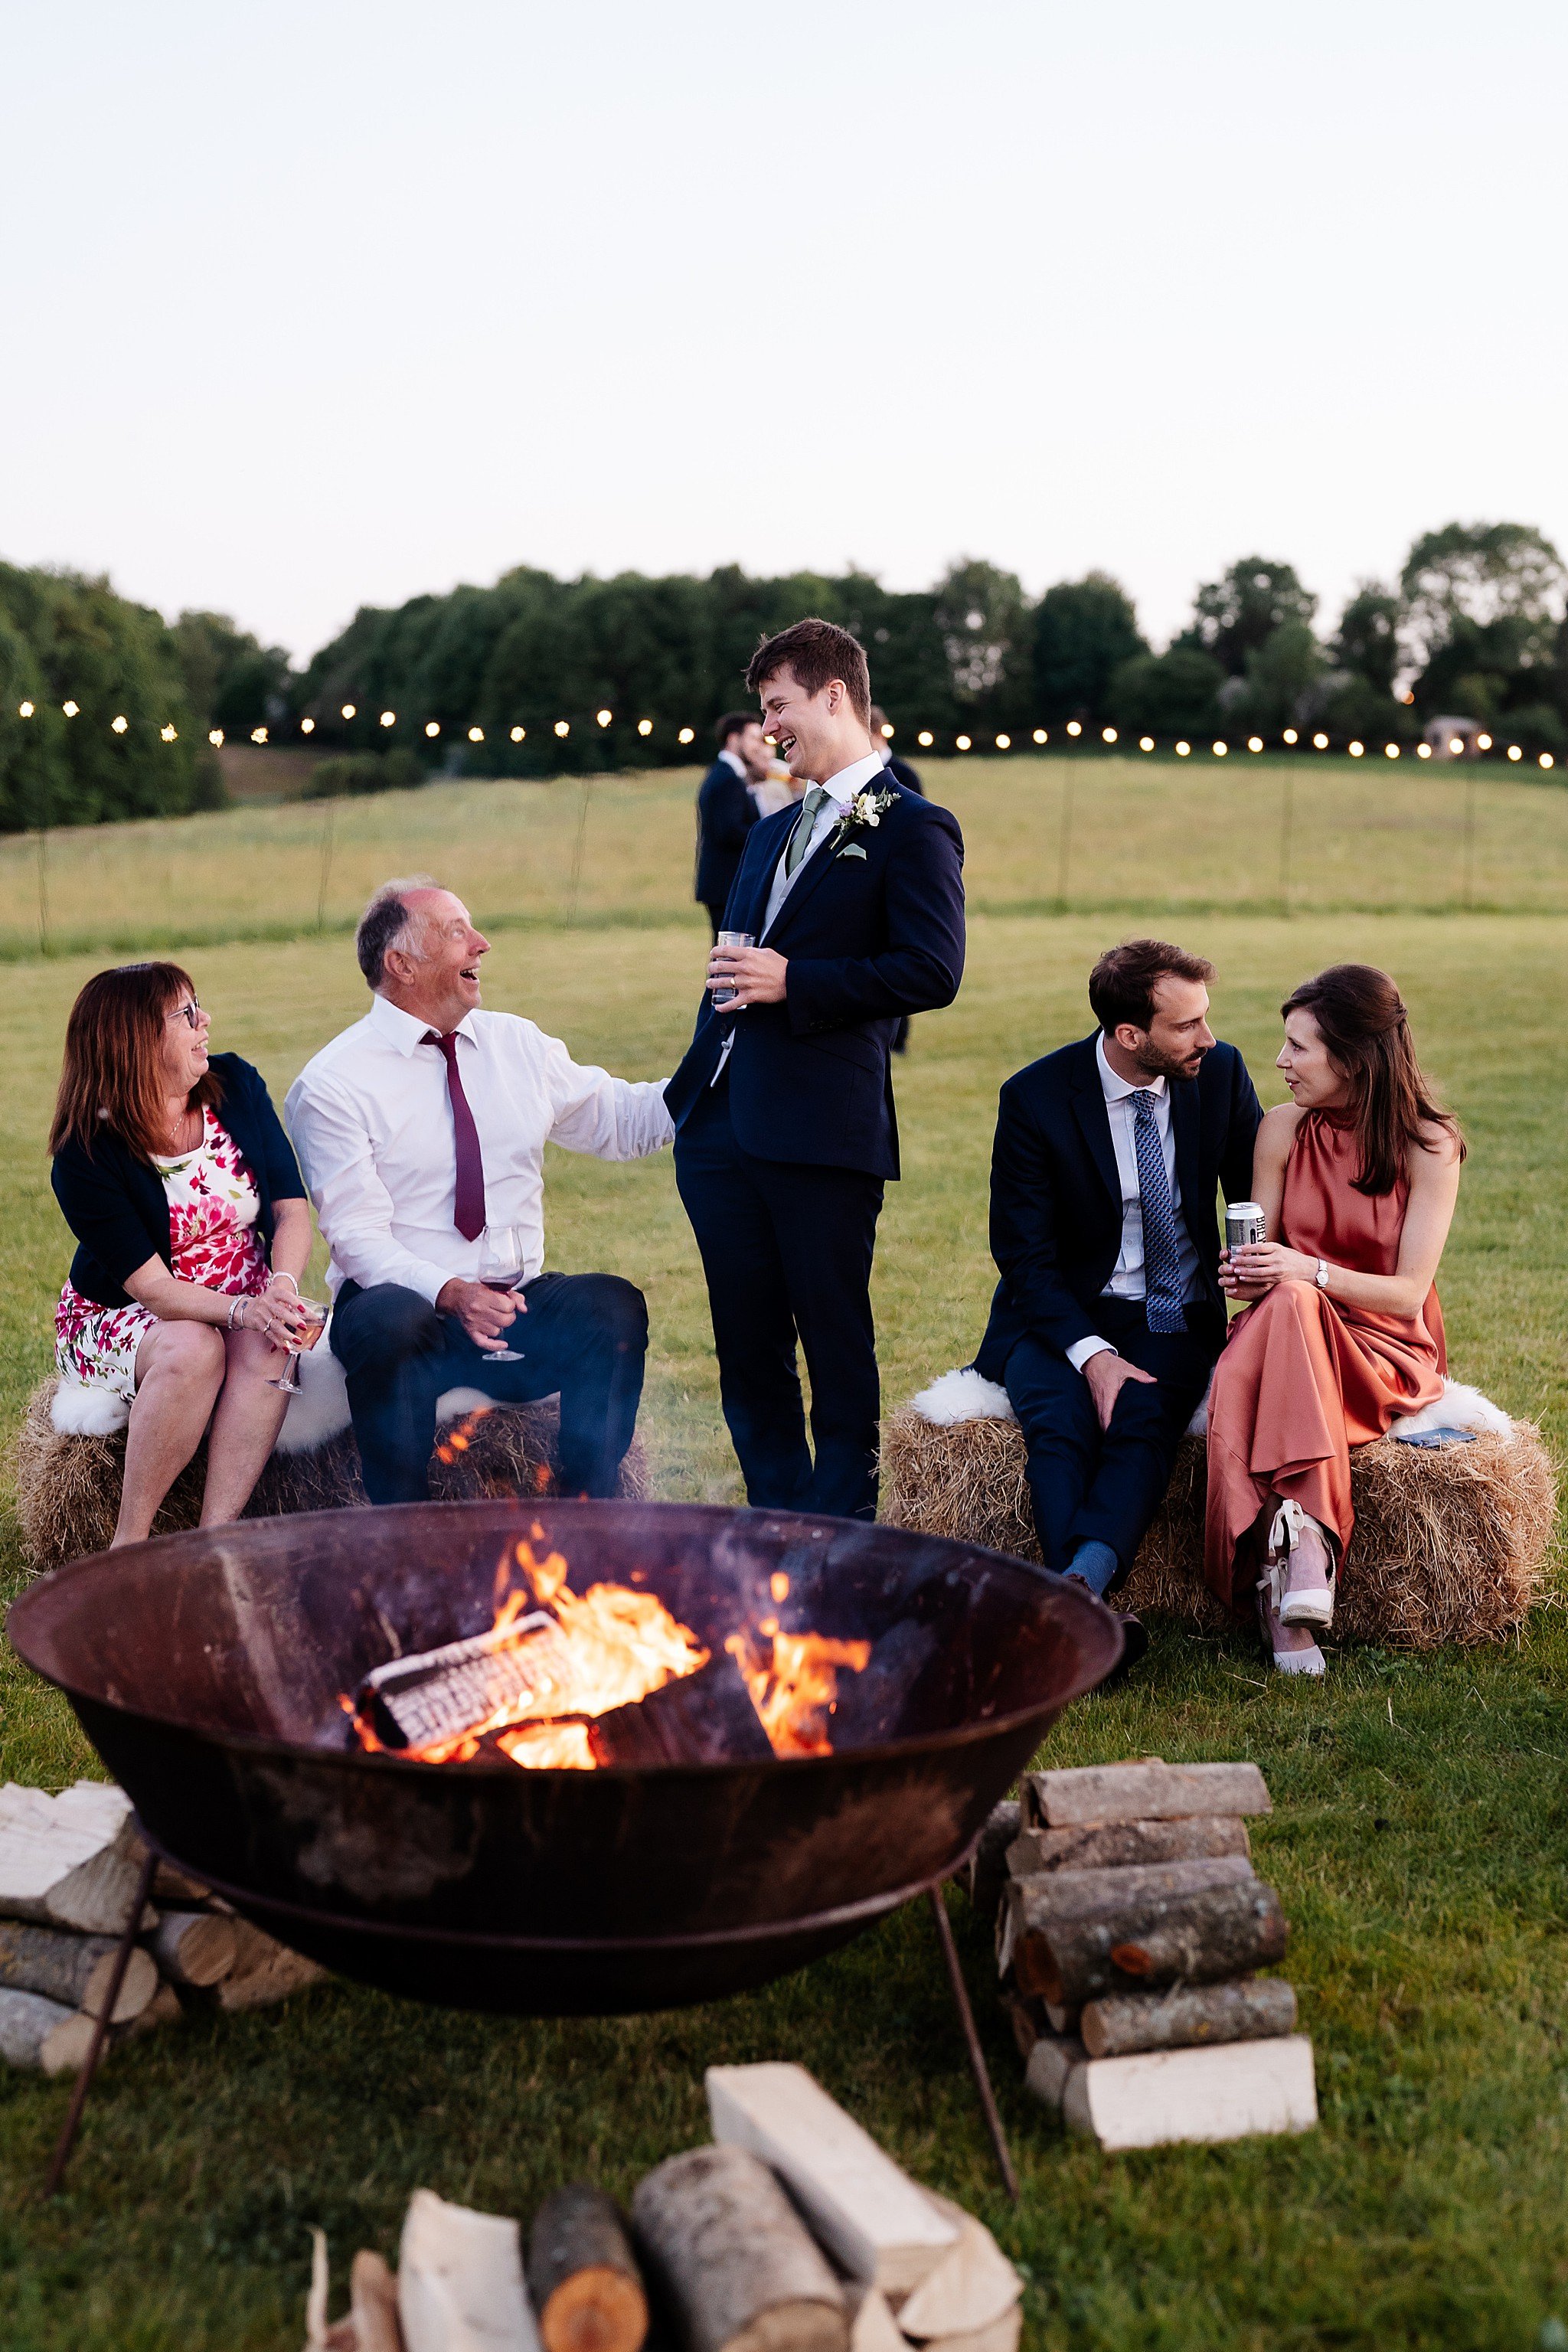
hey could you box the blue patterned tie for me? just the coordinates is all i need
[1131,1089,1187,1333]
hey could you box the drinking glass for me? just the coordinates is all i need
[477,1225,528,1361]
[266,1297,330,1396]
[712,929,756,1008]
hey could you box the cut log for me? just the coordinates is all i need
[1023,1759,1270,1830]
[1061,2034,1318,2149]
[1005,1855,1254,1986]
[216,1919,327,2009]
[151,1908,238,1988]
[528,2182,648,2352]
[400,2187,541,2352]
[961,1802,1021,1928]
[845,2284,906,2352]
[1081,1978,1298,2057]
[590,1656,772,1767]
[631,2144,847,2352]
[124,1981,184,2039]
[825,1620,942,1749]
[147,1851,214,1906]
[1023,2033,1087,2111]
[894,2195,1020,2342]
[0,1919,158,2020]
[1020,1880,1289,2007]
[0,1779,157,1934]
[351,2250,406,2352]
[1005,1815,1250,1877]
[912,2312,1021,2352]
[1044,2001,1078,2037]
[1002,1992,1044,2062]
[0,1985,99,2075]
[705,2060,958,2297]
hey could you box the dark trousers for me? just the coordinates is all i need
[1004,1295,1223,1576]
[331,1270,648,1507]
[703,901,727,942]
[674,1080,884,1520]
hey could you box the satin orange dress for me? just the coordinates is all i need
[1204,1110,1446,1614]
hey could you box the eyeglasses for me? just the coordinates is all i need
[168,1000,203,1030]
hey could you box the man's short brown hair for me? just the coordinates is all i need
[716,710,754,750]
[745,617,872,727]
[1089,938,1215,1034]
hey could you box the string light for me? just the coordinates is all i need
[425,721,439,738]
[1102,727,1117,743]
[341,703,356,720]
[18,701,34,718]
[554,720,570,738]
[995,733,1011,750]
[300,717,315,734]
[1417,743,1432,759]
[1066,720,1081,737]
[638,719,653,737]
[380,710,396,728]
[1139,737,1154,752]
[1282,729,1298,746]
[678,727,694,744]
[1477,733,1492,750]
[956,734,972,751]
[1448,737,1465,756]
[1176,740,1191,756]
[111,715,128,734]
[1541,753,1556,769]
[468,727,484,743]
[1348,740,1364,757]
[160,724,178,742]
[1247,737,1263,752]
[251,726,268,744]
[1212,740,1227,756]
[208,729,224,747]
[918,730,934,747]
[880,722,894,740]
[596,708,612,728]
[1385,743,1400,758]
[510,726,526,743]
[1508,744,1522,760]
[1032,728,1047,744]
[62,701,79,718]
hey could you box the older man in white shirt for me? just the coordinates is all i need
[286,878,674,1505]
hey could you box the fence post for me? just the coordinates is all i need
[1462,766,1477,910]
[1055,764,1075,910]
[567,776,593,923]
[1278,766,1294,915]
[34,828,49,957]
[315,803,337,933]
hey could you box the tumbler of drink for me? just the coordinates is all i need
[1225,1202,1266,1256]
[266,1297,330,1396]
[711,931,755,1009]
[477,1225,528,1361]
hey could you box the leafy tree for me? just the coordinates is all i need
[1400,521,1566,675]
[174,611,292,734]
[1032,573,1145,724]
[1332,584,1401,698]
[933,559,1032,730]
[302,748,426,799]
[1106,646,1225,737]
[1181,557,1317,675]
[1219,620,1328,734]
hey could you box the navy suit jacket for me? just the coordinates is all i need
[694,756,758,907]
[973,1031,1262,1378]
[666,784,965,1180]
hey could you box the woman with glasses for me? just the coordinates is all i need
[49,961,314,1546]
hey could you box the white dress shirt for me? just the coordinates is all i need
[1067,1033,1202,1372]
[717,746,749,781]
[285,992,675,1303]
[761,750,886,937]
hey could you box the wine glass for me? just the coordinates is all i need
[266,1297,330,1395]
[477,1225,527,1362]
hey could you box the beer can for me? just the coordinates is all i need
[1225,1202,1266,1255]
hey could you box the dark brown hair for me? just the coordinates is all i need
[746,618,872,726]
[715,711,755,750]
[1089,938,1215,1034]
[50,962,222,1161]
[1282,963,1465,1196]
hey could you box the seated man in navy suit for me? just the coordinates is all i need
[667,619,965,1521]
[973,939,1262,1661]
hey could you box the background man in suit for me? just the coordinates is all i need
[870,704,925,797]
[667,619,965,1520]
[694,712,768,938]
[974,939,1262,1659]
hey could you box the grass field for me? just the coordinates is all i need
[1,770,1565,2350]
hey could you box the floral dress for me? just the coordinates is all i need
[55,1109,271,1401]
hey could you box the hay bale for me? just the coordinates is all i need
[879,1405,1557,1651]
[13,1378,650,1575]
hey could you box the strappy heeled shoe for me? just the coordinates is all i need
[1265,1497,1337,1628]
[1256,1568,1326,1677]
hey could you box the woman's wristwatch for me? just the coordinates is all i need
[1315,1258,1331,1291]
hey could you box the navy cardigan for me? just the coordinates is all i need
[51,1053,307,1311]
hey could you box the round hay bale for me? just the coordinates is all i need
[13,1377,651,1573]
[879,1403,1557,1651]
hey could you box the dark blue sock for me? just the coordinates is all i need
[1067,1540,1119,1598]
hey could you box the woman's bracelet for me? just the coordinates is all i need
[227,1295,247,1331]
[267,1270,300,1293]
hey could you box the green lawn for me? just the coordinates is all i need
[1,775,1565,2348]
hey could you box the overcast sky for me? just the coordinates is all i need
[3,0,1564,665]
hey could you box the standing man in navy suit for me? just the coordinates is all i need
[973,939,1261,1660]
[666,619,965,1520]
[694,712,767,940]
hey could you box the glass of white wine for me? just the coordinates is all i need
[266,1297,330,1395]
[476,1226,527,1361]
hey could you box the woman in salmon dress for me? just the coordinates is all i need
[1205,964,1464,1675]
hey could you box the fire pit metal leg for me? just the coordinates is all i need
[44,1845,156,2200]
[926,1883,1019,2203]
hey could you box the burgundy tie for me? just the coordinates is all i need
[426,1031,486,1241]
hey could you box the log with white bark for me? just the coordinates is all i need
[1060,2035,1318,2150]
[631,2144,848,2352]
[1005,1815,1250,1878]
[151,1907,238,1988]
[0,1780,157,1934]
[893,2195,1021,2344]
[0,1985,100,2075]
[528,2182,648,2352]
[399,2188,541,2352]
[1021,1880,1289,2007]
[705,2060,958,2297]
[1024,2033,1087,2111]
[1000,1854,1254,1982]
[1022,1759,1270,1831]
[1080,1977,1298,2057]
[0,1919,158,2020]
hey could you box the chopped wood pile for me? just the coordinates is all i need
[967,1757,1318,2151]
[0,1779,324,2075]
[305,2063,1024,2352]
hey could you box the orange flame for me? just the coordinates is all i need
[725,1626,871,1757]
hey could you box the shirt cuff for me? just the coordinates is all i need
[1066,1335,1116,1374]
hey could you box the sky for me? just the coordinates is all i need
[3,0,1565,666]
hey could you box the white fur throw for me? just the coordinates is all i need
[910,1364,1514,1444]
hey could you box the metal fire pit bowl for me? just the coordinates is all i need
[8,1500,1122,2016]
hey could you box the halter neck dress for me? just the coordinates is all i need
[1204,1109,1446,1615]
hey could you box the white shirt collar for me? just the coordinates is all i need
[817,749,888,806]
[717,746,748,779]
[1096,1030,1165,1102]
[369,991,479,1057]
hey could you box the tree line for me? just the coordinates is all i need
[2,523,1564,826]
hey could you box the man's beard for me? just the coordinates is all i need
[1135,1039,1206,1082]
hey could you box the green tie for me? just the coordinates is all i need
[784,786,831,878]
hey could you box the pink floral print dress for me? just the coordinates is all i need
[55,1109,270,1401]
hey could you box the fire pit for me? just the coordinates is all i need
[8,1501,1121,2016]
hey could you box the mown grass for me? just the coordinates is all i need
[2,752,1567,961]
[0,799,1565,2347]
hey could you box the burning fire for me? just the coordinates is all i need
[345,1540,869,1772]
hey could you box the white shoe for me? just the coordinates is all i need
[1256,1572,1328,1677]
[1265,1498,1337,1628]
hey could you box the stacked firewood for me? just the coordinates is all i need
[969,1757,1318,2150]
[0,1779,322,2073]
[306,2062,1023,2352]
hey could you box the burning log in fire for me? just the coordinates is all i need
[345,1540,873,1773]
